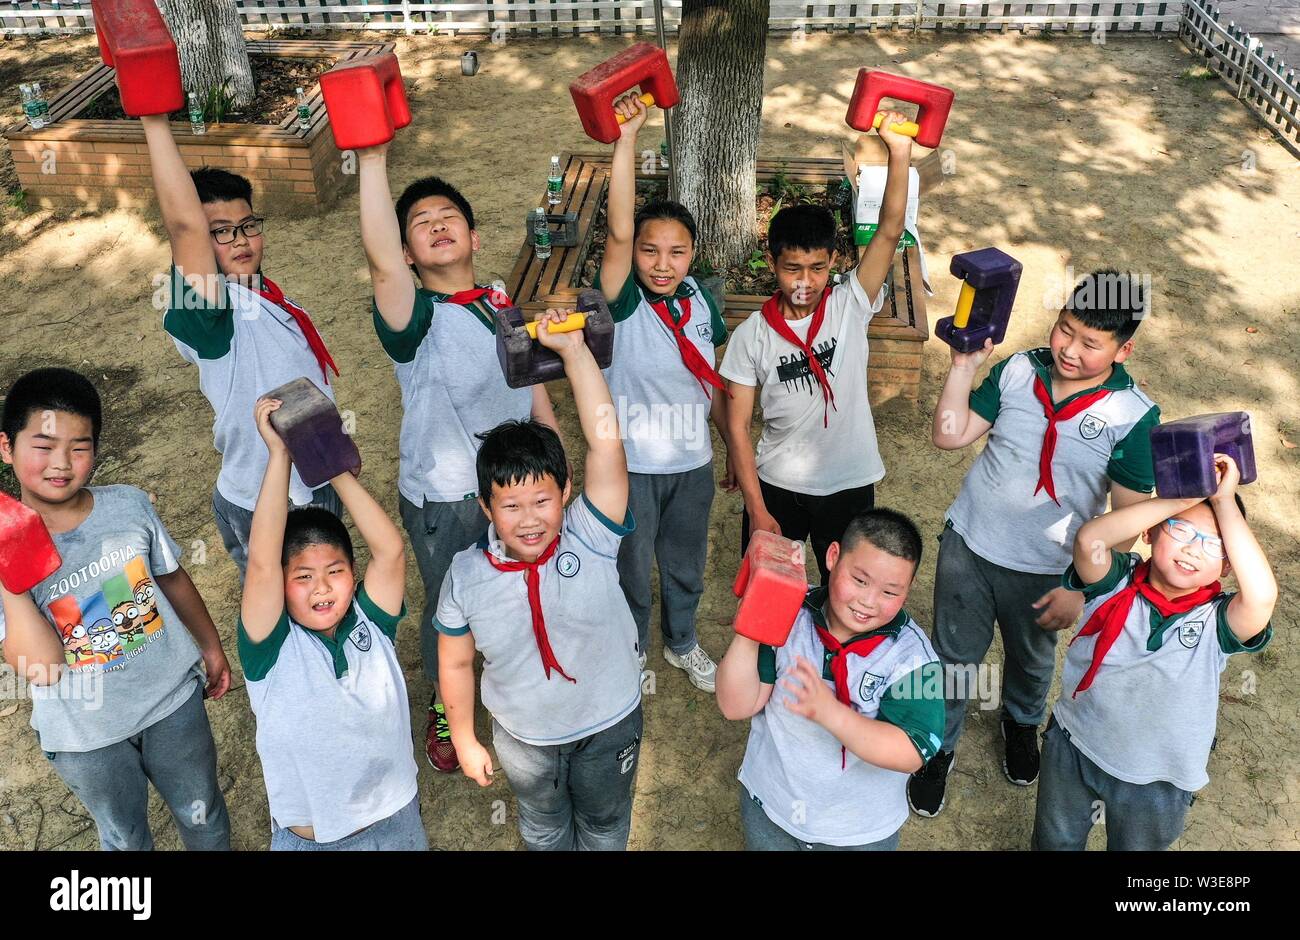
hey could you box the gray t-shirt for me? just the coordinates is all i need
[434,494,641,746]
[1053,551,1272,791]
[0,485,204,752]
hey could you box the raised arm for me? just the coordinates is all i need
[240,398,292,641]
[854,112,912,302]
[357,143,417,332]
[1072,492,1201,587]
[331,470,406,619]
[932,341,996,450]
[140,114,221,303]
[1210,457,1276,642]
[0,588,65,686]
[716,634,774,719]
[598,95,648,302]
[537,311,627,524]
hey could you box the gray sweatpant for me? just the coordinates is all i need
[1032,718,1193,850]
[616,465,714,657]
[212,483,342,585]
[931,526,1062,753]
[399,493,490,682]
[44,683,230,851]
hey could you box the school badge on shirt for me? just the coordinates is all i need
[351,623,373,652]
[858,672,886,701]
[1078,413,1107,440]
[1179,619,1205,649]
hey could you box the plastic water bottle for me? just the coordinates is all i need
[30,82,50,126]
[188,92,206,136]
[20,84,45,130]
[296,86,311,131]
[659,140,670,170]
[533,208,552,261]
[546,155,563,206]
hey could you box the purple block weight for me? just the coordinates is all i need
[495,289,615,389]
[1150,412,1257,499]
[265,377,362,489]
[936,247,1022,353]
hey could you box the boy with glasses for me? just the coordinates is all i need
[140,115,345,581]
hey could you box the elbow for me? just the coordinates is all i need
[25,660,64,687]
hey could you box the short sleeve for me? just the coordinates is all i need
[968,356,1011,424]
[831,268,886,326]
[565,494,635,560]
[1107,404,1161,494]
[138,489,183,578]
[757,643,777,684]
[718,315,760,387]
[433,566,470,636]
[355,583,407,644]
[877,661,946,763]
[1062,550,1134,602]
[372,292,434,365]
[237,610,291,682]
[1214,595,1273,655]
[163,265,234,361]
[593,269,642,324]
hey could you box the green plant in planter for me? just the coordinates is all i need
[746,249,768,274]
[202,77,238,123]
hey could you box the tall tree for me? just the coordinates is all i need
[672,0,770,271]
[159,0,255,112]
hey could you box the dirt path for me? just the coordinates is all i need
[0,29,1296,851]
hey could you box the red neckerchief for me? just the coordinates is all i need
[647,293,728,400]
[447,285,513,308]
[761,288,836,427]
[256,275,339,386]
[813,623,890,769]
[1031,375,1111,504]
[482,535,574,683]
[1070,559,1220,697]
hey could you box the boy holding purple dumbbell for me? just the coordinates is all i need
[909,269,1161,818]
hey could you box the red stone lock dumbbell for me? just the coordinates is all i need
[732,531,807,648]
[845,70,954,150]
[319,52,412,151]
[0,491,62,595]
[569,42,680,144]
[91,0,185,117]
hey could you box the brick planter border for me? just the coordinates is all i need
[2,39,394,212]
[507,152,928,406]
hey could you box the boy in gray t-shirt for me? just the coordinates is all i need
[1033,454,1274,851]
[0,369,231,851]
[438,311,642,851]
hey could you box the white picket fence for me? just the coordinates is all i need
[0,0,1188,36]
[1179,0,1300,157]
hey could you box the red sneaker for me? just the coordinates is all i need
[425,702,459,772]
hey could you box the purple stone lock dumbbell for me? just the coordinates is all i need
[494,289,615,389]
[936,247,1022,353]
[1150,412,1257,499]
[265,377,362,489]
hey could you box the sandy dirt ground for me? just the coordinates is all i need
[0,28,1296,851]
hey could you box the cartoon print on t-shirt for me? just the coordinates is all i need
[776,338,837,395]
[126,556,162,636]
[42,557,167,671]
[104,573,148,652]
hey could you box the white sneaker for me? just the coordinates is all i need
[663,643,717,693]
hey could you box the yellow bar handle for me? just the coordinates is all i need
[525,312,587,339]
[615,93,657,123]
[953,281,976,329]
[871,113,920,138]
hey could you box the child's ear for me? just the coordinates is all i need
[764,249,775,269]
[824,540,840,573]
[1113,337,1136,364]
[1140,526,1155,547]
[0,431,12,465]
[477,496,491,521]
[470,230,481,252]
[561,478,572,504]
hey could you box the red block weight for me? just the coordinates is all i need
[569,42,680,144]
[845,70,954,150]
[319,52,412,151]
[732,531,807,648]
[91,0,184,117]
[0,492,62,595]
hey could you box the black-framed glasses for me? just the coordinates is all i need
[210,218,265,244]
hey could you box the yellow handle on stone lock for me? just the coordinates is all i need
[953,281,976,329]
[871,113,921,138]
[615,93,657,123]
[525,312,587,339]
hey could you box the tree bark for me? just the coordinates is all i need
[159,0,255,112]
[673,0,770,271]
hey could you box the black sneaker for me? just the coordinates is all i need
[907,749,955,818]
[1001,718,1040,786]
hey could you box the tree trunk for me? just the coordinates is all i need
[673,0,770,271]
[159,0,255,112]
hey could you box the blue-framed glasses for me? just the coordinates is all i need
[1164,519,1225,560]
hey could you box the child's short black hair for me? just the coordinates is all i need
[283,507,354,568]
[1,368,102,449]
[634,199,697,245]
[476,419,569,506]
[767,204,837,263]
[1063,268,1148,344]
[840,508,924,576]
[191,167,254,208]
[395,176,476,242]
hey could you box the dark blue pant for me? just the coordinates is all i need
[739,784,900,851]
